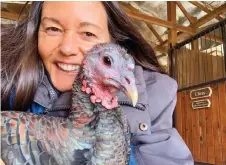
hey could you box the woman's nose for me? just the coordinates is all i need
[58,32,84,56]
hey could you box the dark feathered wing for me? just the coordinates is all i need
[1,111,96,165]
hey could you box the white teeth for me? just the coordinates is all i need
[57,63,80,71]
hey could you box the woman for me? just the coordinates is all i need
[1,2,194,165]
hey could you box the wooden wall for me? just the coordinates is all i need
[175,81,226,165]
[175,48,225,89]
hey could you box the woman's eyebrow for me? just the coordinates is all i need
[42,17,63,26]
[79,22,102,30]
[41,17,102,30]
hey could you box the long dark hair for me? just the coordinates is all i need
[1,2,164,111]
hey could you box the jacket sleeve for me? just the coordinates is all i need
[132,72,194,165]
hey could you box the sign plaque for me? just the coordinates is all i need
[190,87,212,100]
[192,99,211,109]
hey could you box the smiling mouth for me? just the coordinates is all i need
[56,63,80,72]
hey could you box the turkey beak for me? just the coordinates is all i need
[122,74,138,107]
[126,84,138,107]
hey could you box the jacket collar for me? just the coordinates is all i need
[33,65,148,110]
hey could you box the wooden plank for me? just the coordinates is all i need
[146,23,164,43]
[192,90,201,161]
[203,50,208,83]
[218,81,226,164]
[211,83,223,164]
[199,102,207,162]
[181,91,186,141]
[218,56,224,79]
[194,50,200,85]
[212,51,218,81]
[216,51,220,80]
[175,92,183,136]
[205,85,215,164]
[182,48,187,88]
[176,2,196,24]
[190,50,195,86]
[176,49,180,88]
[178,49,183,88]
[191,50,196,85]
[189,1,224,21]
[1,11,25,21]
[198,51,204,84]
[206,52,213,82]
[189,49,193,86]
[184,90,189,148]
[186,90,193,155]
[191,40,199,50]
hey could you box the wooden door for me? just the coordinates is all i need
[175,81,226,165]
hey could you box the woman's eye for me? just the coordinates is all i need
[45,27,62,35]
[84,32,96,37]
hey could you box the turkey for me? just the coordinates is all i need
[1,43,138,165]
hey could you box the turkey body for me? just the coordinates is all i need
[1,43,135,165]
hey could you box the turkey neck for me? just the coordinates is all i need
[68,67,96,126]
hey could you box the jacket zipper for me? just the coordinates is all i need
[42,106,71,115]
[118,101,146,111]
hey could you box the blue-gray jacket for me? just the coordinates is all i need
[14,65,194,165]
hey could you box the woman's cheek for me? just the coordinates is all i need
[79,41,105,55]
[38,32,61,56]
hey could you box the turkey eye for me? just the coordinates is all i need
[103,56,111,67]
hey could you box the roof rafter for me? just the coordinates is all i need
[146,23,164,43]
[189,1,224,21]
[154,3,226,50]
[191,3,226,28]
[1,11,24,21]
[120,2,196,35]
[176,2,196,24]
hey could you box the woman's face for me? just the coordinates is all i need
[38,2,111,92]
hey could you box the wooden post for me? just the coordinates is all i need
[167,1,177,78]
[191,18,198,50]
[167,1,177,46]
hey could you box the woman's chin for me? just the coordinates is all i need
[50,65,79,91]
[51,76,76,92]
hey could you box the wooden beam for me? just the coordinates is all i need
[120,2,195,34]
[189,1,224,21]
[1,2,29,15]
[146,23,164,43]
[192,3,226,28]
[121,5,171,28]
[154,4,226,50]
[167,1,177,46]
[157,54,167,58]
[197,23,217,32]
[176,1,196,23]
[167,1,177,77]
[154,45,168,53]
[1,11,25,21]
